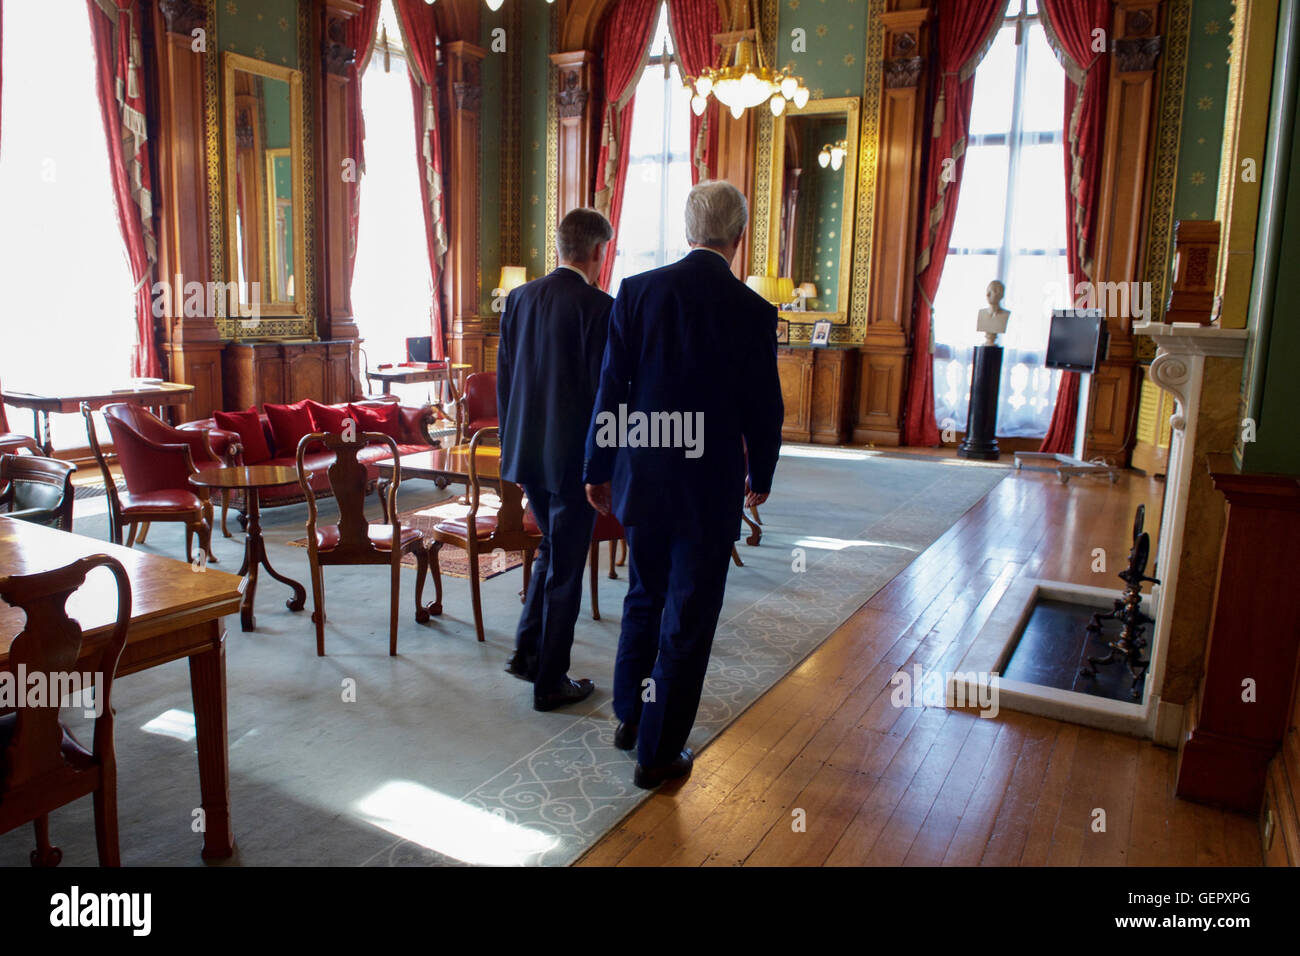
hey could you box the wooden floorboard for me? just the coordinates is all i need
[577,468,1261,867]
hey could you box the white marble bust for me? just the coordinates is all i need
[976,280,1010,346]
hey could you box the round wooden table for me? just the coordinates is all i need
[191,465,307,632]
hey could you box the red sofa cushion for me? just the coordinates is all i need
[349,402,403,441]
[305,399,351,434]
[213,408,272,464]
[265,400,317,457]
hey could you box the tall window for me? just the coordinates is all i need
[607,2,693,295]
[931,0,1069,438]
[0,0,137,448]
[351,0,436,381]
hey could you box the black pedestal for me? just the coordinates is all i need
[958,344,1002,460]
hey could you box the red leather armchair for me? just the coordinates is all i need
[456,372,498,444]
[82,403,216,564]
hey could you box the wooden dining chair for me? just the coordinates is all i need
[427,427,541,642]
[0,453,76,531]
[296,430,432,656]
[588,511,626,621]
[82,403,216,564]
[0,554,132,866]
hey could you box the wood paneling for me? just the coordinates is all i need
[222,341,354,411]
[1086,0,1162,464]
[777,347,858,445]
[551,50,598,217]
[852,4,927,447]
[152,3,222,421]
[1176,457,1300,814]
[443,41,489,330]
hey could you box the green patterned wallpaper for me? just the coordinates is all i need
[1171,0,1235,223]
[777,0,870,100]
[520,3,552,281]
[217,0,299,66]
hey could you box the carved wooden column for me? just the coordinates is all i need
[153,0,222,420]
[318,0,363,395]
[1087,0,1163,463]
[550,51,597,217]
[854,6,929,446]
[443,40,488,370]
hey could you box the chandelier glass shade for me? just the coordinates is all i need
[685,36,809,120]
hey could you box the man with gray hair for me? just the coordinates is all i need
[584,180,784,788]
[498,207,614,711]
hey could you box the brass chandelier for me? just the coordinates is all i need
[684,0,808,118]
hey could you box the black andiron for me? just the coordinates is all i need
[1080,505,1161,696]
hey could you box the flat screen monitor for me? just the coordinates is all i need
[406,336,433,364]
[1045,309,1108,374]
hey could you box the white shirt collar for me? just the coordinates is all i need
[558,263,591,284]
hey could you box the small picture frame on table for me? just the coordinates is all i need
[810,319,832,347]
[775,318,789,344]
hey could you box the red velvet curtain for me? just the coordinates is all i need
[1037,0,1112,454]
[902,0,1005,446]
[593,0,660,289]
[344,0,383,303]
[394,0,448,360]
[666,0,722,183]
[88,0,160,379]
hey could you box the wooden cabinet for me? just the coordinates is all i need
[777,346,857,445]
[222,340,354,410]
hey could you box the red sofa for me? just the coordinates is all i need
[179,397,443,534]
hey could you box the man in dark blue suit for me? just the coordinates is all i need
[498,208,614,711]
[584,181,783,788]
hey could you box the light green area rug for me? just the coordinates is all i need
[0,449,1005,867]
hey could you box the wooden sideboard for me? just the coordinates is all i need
[222,340,354,410]
[777,345,858,445]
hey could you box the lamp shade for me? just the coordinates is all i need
[497,265,527,293]
[777,277,795,303]
[796,282,818,299]
[746,275,783,304]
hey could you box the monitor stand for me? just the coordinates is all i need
[1013,372,1122,484]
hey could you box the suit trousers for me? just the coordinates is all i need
[613,520,735,768]
[515,482,596,694]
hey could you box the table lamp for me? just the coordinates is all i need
[496,266,528,296]
[745,275,783,304]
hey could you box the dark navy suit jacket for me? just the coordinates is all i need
[497,267,614,494]
[582,249,783,539]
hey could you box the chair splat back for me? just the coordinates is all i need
[297,430,402,553]
[0,555,131,792]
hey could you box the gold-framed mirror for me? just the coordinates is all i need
[222,52,305,322]
[764,96,859,325]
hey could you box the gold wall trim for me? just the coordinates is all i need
[844,0,885,346]
[545,3,559,274]
[748,0,779,281]
[205,0,224,329]
[1141,0,1193,333]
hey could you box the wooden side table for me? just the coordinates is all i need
[191,465,307,631]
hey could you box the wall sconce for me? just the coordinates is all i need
[818,140,848,171]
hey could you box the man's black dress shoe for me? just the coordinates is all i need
[633,748,694,789]
[505,655,535,682]
[613,721,638,751]
[533,677,595,712]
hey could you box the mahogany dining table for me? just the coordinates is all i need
[0,516,244,860]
